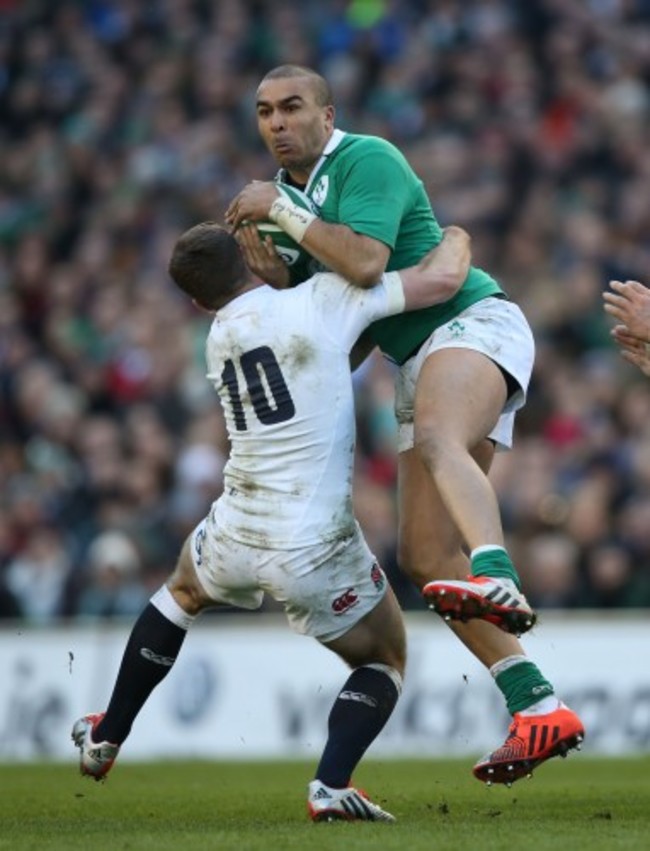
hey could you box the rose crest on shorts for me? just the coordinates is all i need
[370,563,384,590]
[331,588,359,615]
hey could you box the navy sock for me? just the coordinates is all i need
[315,666,400,788]
[94,603,187,745]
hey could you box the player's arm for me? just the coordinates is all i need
[610,324,650,376]
[300,222,388,288]
[226,181,389,288]
[603,280,650,342]
[397,225,471,311]
[348,227,469,371]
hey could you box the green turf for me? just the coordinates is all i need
[0,757,648,851]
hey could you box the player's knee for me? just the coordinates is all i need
[166,577,205,616]
[167,543,210,615]
[390,649,407,679]
[397,536,466,589]
[396,538,430,590]
[370,614,407,676]
[365,662,404,695]
[367,641,406,678]
[396,531,446,585]
[414,425,461,471]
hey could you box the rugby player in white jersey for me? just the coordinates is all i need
[71,221,471,823]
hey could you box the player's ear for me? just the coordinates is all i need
[191,297,212,314]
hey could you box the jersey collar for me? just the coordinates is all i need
[323,128,346,156]
[305,129,346,193]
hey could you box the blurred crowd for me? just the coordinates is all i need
[2,0,650,623]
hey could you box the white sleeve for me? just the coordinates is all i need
[311,272,406,351]
[382,271,406,314]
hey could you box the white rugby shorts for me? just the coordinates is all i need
[395,296,535,452]
[189,516,388,642]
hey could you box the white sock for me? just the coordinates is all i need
[489,654,528,679]
[470,545,506,559]
[518,696,562,716]
[150,585,196,631]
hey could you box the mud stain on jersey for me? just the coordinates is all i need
[230,527,272,549]
[281,336,316,378]
[228,475,273,519]
[290,481,306,497]
[321,494,355,544]
[229,474,259,497]
[234,473,304,503]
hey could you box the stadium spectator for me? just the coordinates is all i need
[519,531,581,609]
[75,530,149,619]
[4,524,71,623]
[581,540,650,608]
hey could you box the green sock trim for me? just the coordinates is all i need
[471,550,521,590]
[495,661,555,715]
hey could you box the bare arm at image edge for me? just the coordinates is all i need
[603,280,650,377]
[603,280,650,343]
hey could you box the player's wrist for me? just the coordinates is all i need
[268,197,316,244]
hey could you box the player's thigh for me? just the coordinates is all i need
[323,586,406,675]
[183,517,265,612]
[167,535,217,614]
[397,439,495,588]
[415,347,507,449]
[272,532,389,643]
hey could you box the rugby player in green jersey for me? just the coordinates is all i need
[226,65,584,786]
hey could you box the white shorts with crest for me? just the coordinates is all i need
[190,515,388,642]
[395,297,535,452]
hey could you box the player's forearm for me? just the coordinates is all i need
[612,325,650,376]
[264,191,390,286]
[300,220,390,288]
[419,225,471,292]
[399,226,471,311]
[619,344,650,377]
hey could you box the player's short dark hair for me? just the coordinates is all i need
[262,65,333,107]
[168,223,247,310]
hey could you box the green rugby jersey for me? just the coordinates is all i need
[283,130,504,365]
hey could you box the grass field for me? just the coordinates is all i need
[1,757,648,851]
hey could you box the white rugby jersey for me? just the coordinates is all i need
[207,271,404,549]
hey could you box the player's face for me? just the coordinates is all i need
[256,77,334,183]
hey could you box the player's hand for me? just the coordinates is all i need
[603,280,650,342]
[235,223,290,288]
[225,181,281,230]
[611,324,650,376]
